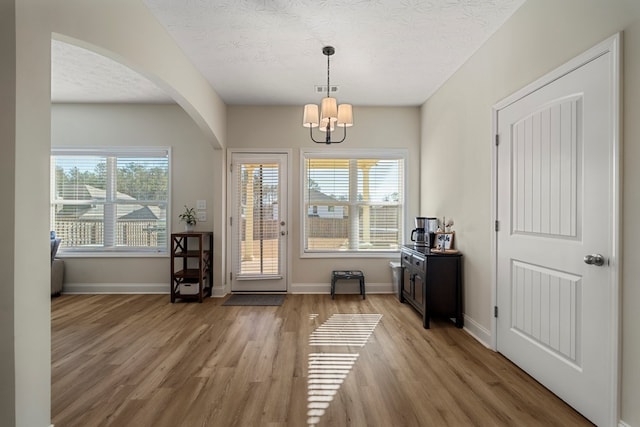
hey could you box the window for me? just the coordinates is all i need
[302,150,405,255]
[51,148,170,255]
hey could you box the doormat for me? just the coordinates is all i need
[222,294,285,306]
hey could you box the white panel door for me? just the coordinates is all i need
[496,38,619,426]
[229,152,288,292]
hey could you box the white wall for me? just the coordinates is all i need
[52,104,225,293]
[621,17,640,426]
[420,0,640,424]
[227,106,420,292]
[12,2,53,426]
[54,105,419,296]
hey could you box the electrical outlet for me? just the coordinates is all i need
[196,199,206,210]
[197,211,207,222]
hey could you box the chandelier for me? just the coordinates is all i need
[303,46,353,144]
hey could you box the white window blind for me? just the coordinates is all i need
[233,161,281,276]
[302,151,405,254]
[51,148,170,254]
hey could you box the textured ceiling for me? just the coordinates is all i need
[51,40,173,104]
[52,0,526,106]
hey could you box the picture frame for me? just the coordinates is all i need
[435,232,454,250]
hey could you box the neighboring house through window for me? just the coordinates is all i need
[50,147,170,255]
[302,150,406,256]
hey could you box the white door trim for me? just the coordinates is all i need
[226,148,293,293]
[491,33,621,425]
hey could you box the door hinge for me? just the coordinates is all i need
[229,163,233,173]
[495,134,499,146]
[229,217,233,226]
[494,306,498,318]
[495,220,499,232]
[230,272,233,281]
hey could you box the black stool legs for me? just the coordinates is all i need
[331,270,365,299]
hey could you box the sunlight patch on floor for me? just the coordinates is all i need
[309,314,382,346]
[307,314,382,426]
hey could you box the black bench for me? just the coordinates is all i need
[331,270,365,299]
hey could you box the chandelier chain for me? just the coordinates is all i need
[326,53,330,98]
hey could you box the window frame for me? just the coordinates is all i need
[50,147,171,257]
[300,149,407,258]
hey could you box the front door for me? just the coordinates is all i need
[229,152,288,292]
[495,36,619,426]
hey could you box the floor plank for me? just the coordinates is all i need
[51,294,593,427]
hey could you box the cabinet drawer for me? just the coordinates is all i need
[400,250,412,267]
[411,254,426,271]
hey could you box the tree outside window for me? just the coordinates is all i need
[51,148,170,254]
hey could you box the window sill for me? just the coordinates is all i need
[58,251,169,259]
[300,250,400,259]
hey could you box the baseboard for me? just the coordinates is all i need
[211,285,228,298]
[62,282,396,296]
[289,282,394,294]
[619,420,633,427]
[62,282,169,294]
[462,314,492,348]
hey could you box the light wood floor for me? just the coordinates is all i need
[52,294,592,427]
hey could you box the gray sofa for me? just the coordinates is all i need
[51,237,64,296]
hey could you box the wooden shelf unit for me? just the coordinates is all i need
[170,232,213,303]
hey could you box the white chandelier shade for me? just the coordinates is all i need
[303,99,353,128]
[337,104,353,128]
[302,104,319,128]
[319,117,335,133]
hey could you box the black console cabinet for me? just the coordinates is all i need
[400,245,463,329]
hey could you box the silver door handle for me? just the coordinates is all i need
[584,254,605,266]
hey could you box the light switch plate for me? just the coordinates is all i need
[197,211,207,222]
[196,200,207,210]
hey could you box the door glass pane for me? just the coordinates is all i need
[237,162,280,276]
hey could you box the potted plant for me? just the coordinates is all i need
[178,205,197,231]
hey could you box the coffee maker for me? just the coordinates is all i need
[411,217,438,247]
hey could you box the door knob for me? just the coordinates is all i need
[583,254,605,266]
